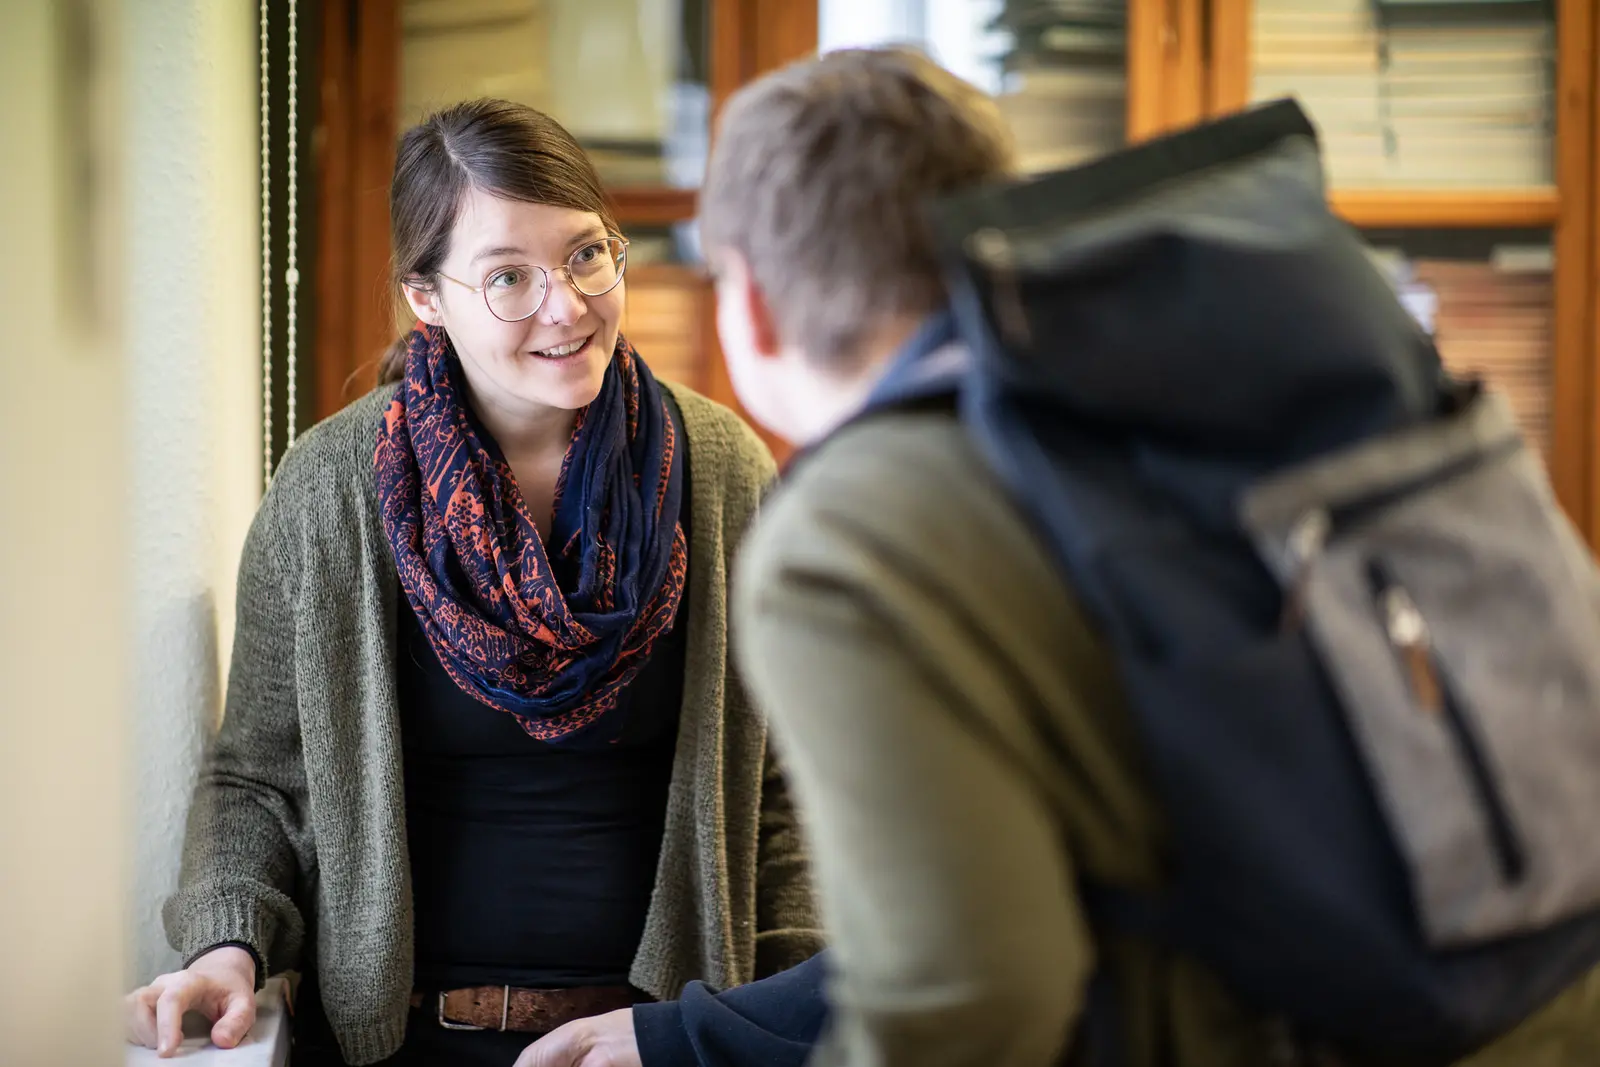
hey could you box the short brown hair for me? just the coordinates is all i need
[699,48,1014,369]
[377,99,619,383]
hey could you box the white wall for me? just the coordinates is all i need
[0,1,129,1062]
[125,0,263,983]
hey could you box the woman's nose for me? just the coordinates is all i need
[539,268,588,326]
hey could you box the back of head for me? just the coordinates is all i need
[699,47,1015,371]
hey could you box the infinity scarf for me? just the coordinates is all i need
[375,323,687,745]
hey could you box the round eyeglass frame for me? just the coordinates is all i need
[434,236,630,323]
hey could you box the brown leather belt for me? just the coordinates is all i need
[408,984,644,1034]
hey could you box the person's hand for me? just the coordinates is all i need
[513,1008,642,1067]
[124,946,258,1058]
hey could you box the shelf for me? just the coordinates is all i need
[608,186,698,226]
[1329,188,1560,230]
[627,262,709,285]
[611,187,1563,233]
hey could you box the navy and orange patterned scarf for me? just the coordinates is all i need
[374,323,687,745]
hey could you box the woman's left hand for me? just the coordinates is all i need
[512,1008,642,1067]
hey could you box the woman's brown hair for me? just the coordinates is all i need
[376,99,620,384]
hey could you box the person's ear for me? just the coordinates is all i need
[713,250,783,362]
[401,277,444,326]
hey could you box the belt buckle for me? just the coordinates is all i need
[437,986,510,1032]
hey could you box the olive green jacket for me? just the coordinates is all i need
[736,408,1600,1067]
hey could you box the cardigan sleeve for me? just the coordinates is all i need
[161,479,315,983]
[704,395,826,977]
[753,737,827,976]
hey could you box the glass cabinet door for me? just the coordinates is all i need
[819,0,1128,173]
[401,0,712,189]
[1250,0,1556,188]
[1369,229,1554,458]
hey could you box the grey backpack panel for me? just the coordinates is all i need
[1242,391,1600,947]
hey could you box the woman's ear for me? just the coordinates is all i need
[401,278,444,326]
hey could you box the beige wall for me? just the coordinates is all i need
[0,1,129,1062]
[0,6,265,1055]
[125,0,263,983]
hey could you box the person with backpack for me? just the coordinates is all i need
[519,45,1600,1067]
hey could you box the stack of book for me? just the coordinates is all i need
[1251,0,1555,187]
[992,0,1126,173]
[1417,253,1553,455]
[1253,0,1387,186]
[1383,19,1553,186]
[620,268,708,388]
[1372,245,1553,456]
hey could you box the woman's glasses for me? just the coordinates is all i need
[436,236,629,322]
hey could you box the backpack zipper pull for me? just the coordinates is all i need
[1279,508,1329,631]
[969,227,1032,350]
[1380,582,1443,715]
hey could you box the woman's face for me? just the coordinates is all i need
[405,188,624,419]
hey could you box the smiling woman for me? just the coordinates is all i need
[396,191,625,432]
[124,98,822,1067]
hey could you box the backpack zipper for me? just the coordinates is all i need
[1365,558,1526,885]
[1376,580,1443,716]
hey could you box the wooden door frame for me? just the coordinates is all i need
[312,0,400,420]
[701,0,817,461]
[1204,0,1250,116]
[1129,0,1207,140]
[1554,0,1596,543]
[1584,0,1600,545]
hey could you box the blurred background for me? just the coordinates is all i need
[3,0,1596,1062]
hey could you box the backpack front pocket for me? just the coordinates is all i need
[1242,393,1600,948]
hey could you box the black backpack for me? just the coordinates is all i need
[872,99,1600,1064]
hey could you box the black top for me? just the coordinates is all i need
[398,564,688,991]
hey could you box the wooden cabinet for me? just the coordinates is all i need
[805,0,1600,544]
[1202,0,1598,541]
[306,0,1600,542]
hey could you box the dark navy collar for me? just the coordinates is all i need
[862,309,963,411]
